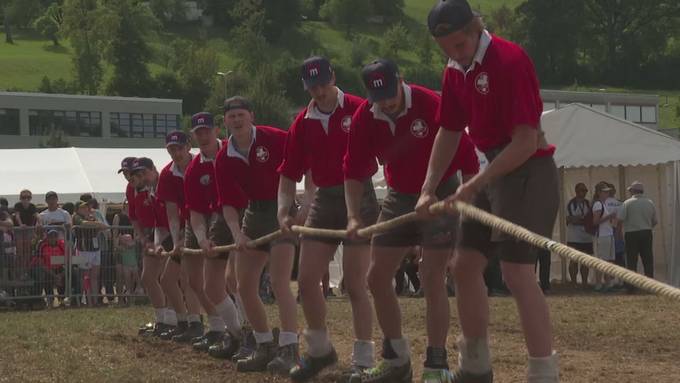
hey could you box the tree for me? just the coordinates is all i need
[178,44,219,114]
[200,0,236,27]
[319,0,370,36]
[62,0,102,94]
[34,3,63,46]
[369,0,404,21]
[415,31,436,68]
[148,0,186,25]
[380,22,409,61]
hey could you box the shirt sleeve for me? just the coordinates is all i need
[509,52,542,129]
[592,201,603,212]
[437,68,467,132]
[343,105,378,182]
[214,153,248,209]
[156,170,178,204]
[452,133,480,176]
[277,112,307,182]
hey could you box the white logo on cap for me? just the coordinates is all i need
[199,174,211,186]
[372,78,384,88]
[255,146,269,163]
[475,72,490,95]
[410,119,429,138]
[309,68,319,77]
[197,117,205,124]
[341,116,352,133]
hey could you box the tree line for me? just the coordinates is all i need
[1,0,679,129]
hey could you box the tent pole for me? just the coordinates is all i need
[657,164,667,281]
[618,165,626,200]
[559,167,567,282]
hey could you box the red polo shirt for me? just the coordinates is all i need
[216,125,286,208]
[134,189,156,229]
[151,192,169,229]
[184,141,224,215]
[278,89,364,187]
[156,158,192,221]
[345,84,479,194]
[438,32,555,157]
[125,182,136,220]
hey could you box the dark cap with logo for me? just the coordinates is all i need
[45,191,58,200]
[165,130,189,147]
[191,112,214,132]
[361,59,401,103]
[117,156,137,174]
[131,157,154,173]
[428,0,476,37]
[301,56,333,90]
[224,96,252,113]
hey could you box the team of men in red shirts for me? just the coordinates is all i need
[119,1,560,382]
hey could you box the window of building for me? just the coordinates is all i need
[111,112,181,138]
[591,104,606,112]
[641,106,657,124]
[0,108,20,135]
[28,109,101,137]
[610,105,626,120]
[625,105,641,123]
[543,102,556,111]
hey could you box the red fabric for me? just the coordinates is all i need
[278,92,364,187]
[344,84,480,194]
[184,141,225,214]
[156,160,190,221]
[437,34,555,157]
[125,182,136,220]
[216,126,286,208]
[33,240,65,270]
[133,189,156,228]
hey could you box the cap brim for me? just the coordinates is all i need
[165,141,186,147]
[191,125,214,132]
[303,75,332,90]
[367,83,399,103]
[117,168,127,174]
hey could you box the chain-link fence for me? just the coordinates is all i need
[0,225,147,309]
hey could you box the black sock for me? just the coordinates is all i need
[424,346,449,369]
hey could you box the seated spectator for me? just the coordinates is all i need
[118,233,141,304]
[30,230,66,306]
[38,191,72,239]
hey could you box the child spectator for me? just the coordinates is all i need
[118,233,141,305]
[31,230,66,307]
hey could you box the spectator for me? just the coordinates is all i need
[88,198,114,302]
[535,249,552,293]
[395,246,421,296]
[118,233,141,305]
[13,190,40,267]
[112,202,134,301]
[1,207,17,281]
[566,183,593,287]
[0,197,9,212]
[592,182,617,291]
[605,183,626,289]
[79,193,94,203]
[72,201,107,306]
[618,181,658,289]
[38,191,72,239]
[30,230,66,307]
[61,202,75,216]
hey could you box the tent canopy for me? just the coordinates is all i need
[542,103,680,168]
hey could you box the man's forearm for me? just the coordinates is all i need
[189,211,208,243]
[344,179,364,219]
[422,129,461,194]
[166,202,182,247]
[222,205,242,239]
[278,176,296,212]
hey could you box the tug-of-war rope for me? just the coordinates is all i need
[154,201,680,302]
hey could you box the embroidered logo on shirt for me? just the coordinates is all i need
[410,119,429,138]
[255,146,270,163]
[341,116,352,133]
[199,174,211,186]
[475,72,490,95]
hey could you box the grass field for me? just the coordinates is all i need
[1,291,680,382]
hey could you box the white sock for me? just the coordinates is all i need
[279,331,298,347]
[207,315,225,333]
[164,309,178,326]
[254,331,274,344]
[352,340,375,368]
[304,328,332,357]
[528,351,559,383]
[215,297,242,336]
[235,293,248,326]
[386,338,410,367]
[458,336,492,374]
[176,312,188,322]
[187,314,201,323]
[154,308,166,324]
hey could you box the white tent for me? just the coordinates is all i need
[542,103,680,285]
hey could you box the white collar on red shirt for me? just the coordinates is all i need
[199,140,223,163]
[447,29,492,75]
[304,87,345,133]
[226,125,257,164]
[170,153,195,178]
[370,82,413,135]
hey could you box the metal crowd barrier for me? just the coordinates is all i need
[0,225,147,309]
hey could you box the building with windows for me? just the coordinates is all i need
[0,92,182,148]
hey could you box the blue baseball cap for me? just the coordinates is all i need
[191,112,214,132]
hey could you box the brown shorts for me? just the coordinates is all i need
[142,228,174,259]
[242,200,297,252]
[303,179,379,246]
[459,155,559,264]
[185,213,236,260]
[372,177,460,249]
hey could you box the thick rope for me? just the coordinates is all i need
[150,200,680,301]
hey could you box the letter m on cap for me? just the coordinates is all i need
[307,63,320,77]
[198,118,205,124]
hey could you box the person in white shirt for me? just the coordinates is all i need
[38,191,72,239]
[591,182,616,291]
[565,183,593,286]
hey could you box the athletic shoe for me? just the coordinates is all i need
[236,341,278,372]
[290,347,338,382]
[231,327,256,362]
[141,323,172,338]
[451,369,494,383]
[347,360,412,383]
[192,331,224,352]
[137,322,155,336]
[267,343,300,376]
[160,321,187,341]
[422,368,454,382]
[208,331,241,359]
[173,321,204,343]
